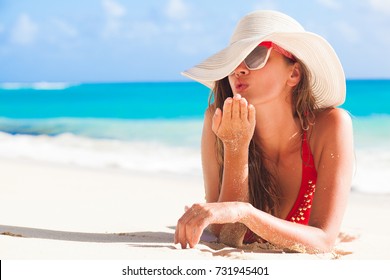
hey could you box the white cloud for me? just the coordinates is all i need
[101,0,127,38]
[10,13,38,45]
[369,0,390,15]
[102,0,126,18]
[317,0,342,10]
[165,0,190,21]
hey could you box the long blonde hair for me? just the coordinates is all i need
[210,58,316,216]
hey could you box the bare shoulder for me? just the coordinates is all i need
[312,108,352,139]
[310,108,354,157]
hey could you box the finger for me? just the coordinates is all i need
[232,94,241,119]
[174,218,183,247]
[175,211,192,249]
[186,211,209,248]
[248,104,256,124]
[178,204,205,249]
[211,108,222,135]
[178,224,189,249]
[186,223,196,248]
[174,222,179,244]
[191,219,210,248]
[240,98,248,121]
[174,218,181,245]
[222,97,233,122]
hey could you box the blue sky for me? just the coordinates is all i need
[1,0,390,83]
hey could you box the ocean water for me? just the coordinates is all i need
[0,80,389,192]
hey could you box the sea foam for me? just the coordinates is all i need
[0,131,202,177]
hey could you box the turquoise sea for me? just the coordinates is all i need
[0,80,389,192]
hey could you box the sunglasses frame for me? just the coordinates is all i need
[243,45,273,71]
[230,41,296,75]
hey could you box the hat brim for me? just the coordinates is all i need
[182,32,346,108]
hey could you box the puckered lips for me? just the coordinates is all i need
[233,80,249,93]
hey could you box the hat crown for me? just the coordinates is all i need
[230,10,305,44]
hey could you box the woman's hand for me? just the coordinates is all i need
[212,94,256,151]
[174,202,251,249]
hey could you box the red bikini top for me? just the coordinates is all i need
[285,130,317,224]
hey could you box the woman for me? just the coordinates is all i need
[174,10,354,253]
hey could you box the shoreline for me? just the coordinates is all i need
[1,157,389,260]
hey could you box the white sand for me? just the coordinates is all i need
[1,157,390,260]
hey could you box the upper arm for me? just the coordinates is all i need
[309,108,354,240]
[201,107,220,203]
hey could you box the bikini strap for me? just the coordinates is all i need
[301,130,312,166]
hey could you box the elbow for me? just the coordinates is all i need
[310,241,335,254]
[321,235,338,253]
[306,231,338,254]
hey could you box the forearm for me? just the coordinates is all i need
[211,147,250,241]
[218,146,250,202]
[242,204,335,253]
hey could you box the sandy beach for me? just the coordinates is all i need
[1,157,390,260]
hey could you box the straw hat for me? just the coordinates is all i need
[182,10,346,108]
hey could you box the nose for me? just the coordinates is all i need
[232,62,249,76]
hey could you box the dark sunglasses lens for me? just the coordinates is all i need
[244,46,269,69]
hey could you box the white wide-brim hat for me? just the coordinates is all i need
[182,10,346,108]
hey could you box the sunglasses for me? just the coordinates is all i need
[231,41,296,74]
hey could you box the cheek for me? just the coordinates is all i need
[255,64,290,90]
[253,72,281,92]
[250,73,288,101]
